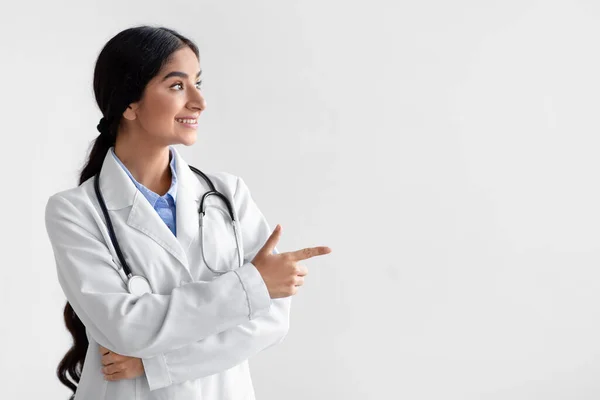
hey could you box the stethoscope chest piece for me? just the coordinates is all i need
[127,275,152,296]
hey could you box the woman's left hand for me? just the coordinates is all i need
[99,345,145,381]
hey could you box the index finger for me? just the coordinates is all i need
[288,246,332,261]
[99,345,110,355]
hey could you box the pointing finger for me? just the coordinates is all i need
[288,246,332,261]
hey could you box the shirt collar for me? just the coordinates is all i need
[110,146,178,207]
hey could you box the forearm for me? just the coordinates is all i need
[143,296,291,391]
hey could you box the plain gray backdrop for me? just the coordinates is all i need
[2,0,600,399]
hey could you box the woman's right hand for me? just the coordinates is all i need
[251,225,331,298]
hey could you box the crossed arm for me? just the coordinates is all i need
[46,177,291,391]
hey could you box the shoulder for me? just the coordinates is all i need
[204,170,238,190]
[200,170,252,199]
[45,178,98,228]
[46,176,96,208]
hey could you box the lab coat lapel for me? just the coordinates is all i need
[99,148,190,274]
[172,147,207,254]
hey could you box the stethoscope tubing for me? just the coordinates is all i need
[94,164,240,280]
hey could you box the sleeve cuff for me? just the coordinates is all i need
[142,353,171,391]
[234,262,272,319]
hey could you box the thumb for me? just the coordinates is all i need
[258,224,282,256]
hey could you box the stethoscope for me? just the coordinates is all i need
[94,164,243,296]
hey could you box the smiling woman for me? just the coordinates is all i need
[45,24,329,400]
[51,25,283,400]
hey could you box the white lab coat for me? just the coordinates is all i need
[44,146,291,400]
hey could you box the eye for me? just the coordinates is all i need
[170,80,203,91]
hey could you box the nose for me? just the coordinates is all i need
[188,88,206,112]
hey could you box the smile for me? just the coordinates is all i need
[175,118,198,124]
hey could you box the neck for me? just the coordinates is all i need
[114,134,172,196]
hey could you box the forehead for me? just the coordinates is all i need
[156,47,201,78]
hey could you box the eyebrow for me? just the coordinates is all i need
[162,69,202,81]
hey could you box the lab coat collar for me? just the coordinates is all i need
[98,146,208,277]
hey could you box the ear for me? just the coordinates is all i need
[122,103,139,121]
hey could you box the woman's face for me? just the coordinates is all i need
[124,46,206,146]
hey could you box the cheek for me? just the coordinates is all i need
[141,92,180,125]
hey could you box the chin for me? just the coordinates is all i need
[178,133,198,146]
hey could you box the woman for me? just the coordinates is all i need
[45,26,331,400]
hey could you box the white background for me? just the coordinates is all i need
[2,0,600,399]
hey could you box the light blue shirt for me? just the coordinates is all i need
[111,147,178,236]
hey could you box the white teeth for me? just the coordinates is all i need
[176,118,197,124]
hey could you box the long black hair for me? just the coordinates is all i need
[57,25,199,399]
